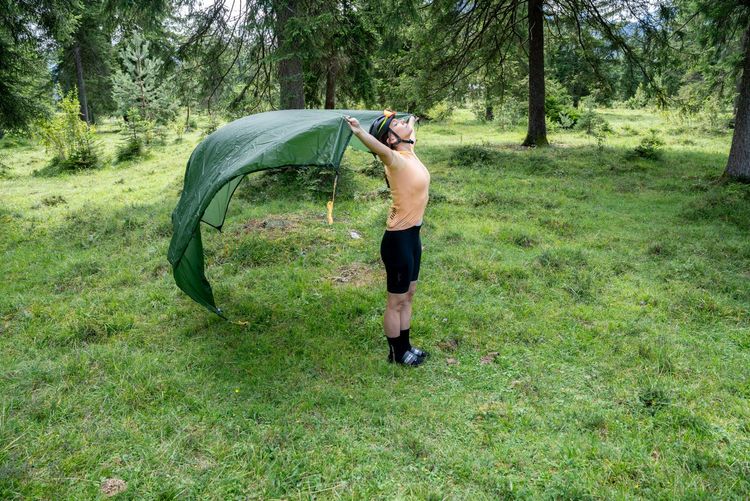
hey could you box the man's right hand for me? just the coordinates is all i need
[344,115,361,133]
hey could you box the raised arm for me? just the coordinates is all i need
[344,115,394,163]
[407,115,418,142]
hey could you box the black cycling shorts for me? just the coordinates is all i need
[380,224,422,294]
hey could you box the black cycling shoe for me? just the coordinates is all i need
[387,346,429,362]
[408,346,429,359]
[388,348,427,366]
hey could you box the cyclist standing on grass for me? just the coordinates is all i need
[344,111,431,367]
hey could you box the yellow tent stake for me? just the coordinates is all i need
[327,172,339,225]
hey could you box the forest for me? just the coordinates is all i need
[1,0,750,498]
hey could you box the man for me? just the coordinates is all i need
[344,111,430,366]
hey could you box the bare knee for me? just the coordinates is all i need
[387,293,409,311]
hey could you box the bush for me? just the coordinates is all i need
[171,121,185,142]
[36,87,101,172]
[558,111,575,129]
[545,78,578,126]
[121,107,154,145]
[0,131,33,149]
[633,129,664,160]
[426,101,454,122]
[470,100,497,122]
[60,146,100,170]
[361,159,384,178]
[149,124,168,145]
[670,84,733,134]
[625,83,650,109]
[203,115,220,136]
[449,144,500,167]
[619,124,640,136]
[297,165,354,199]
[575,99,611,135]
[545,115,560,133]
[493,100,526,130]
[258,164,357,201]
[0,153,10,178]
[116,137,145,163]
[696,96,732,133]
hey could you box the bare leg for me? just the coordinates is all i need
[384,292,408,338]
[400,281,417,330]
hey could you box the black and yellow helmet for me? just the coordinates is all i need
[369,109,415,149]
[368,109,397,146]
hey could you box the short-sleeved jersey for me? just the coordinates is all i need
[382,149,430,230]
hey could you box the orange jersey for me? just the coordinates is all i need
[383,150,430,230]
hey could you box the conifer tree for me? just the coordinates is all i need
[112,32,177,124]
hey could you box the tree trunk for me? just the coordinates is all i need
[724,20,750,182]
[275,0,305,109]
[325,63,336,109]
[522,0,548,147]
[73,44,90,123]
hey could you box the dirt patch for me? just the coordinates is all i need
[241,212,334,233]
[480,352,499,365]
[101,478,127,497]
[438,338,460,351]
[243,216,298,232]
[330,262,380,287]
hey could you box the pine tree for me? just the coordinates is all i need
[112,32,177,125]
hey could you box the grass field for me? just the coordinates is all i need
[1,108,749,499]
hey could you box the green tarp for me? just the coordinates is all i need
[167,109,409,317]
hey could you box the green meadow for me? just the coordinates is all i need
[1,109,749,498]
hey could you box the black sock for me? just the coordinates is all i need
[400,328,412,350]
[387,335,408,360]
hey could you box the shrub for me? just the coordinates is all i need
[575,103,610,135]
[203,115,220,136]
[121,106,154,145]
[426,101,454,122]
[361,159,384,178]
[36,88,101,172]
[61,146,100,170]
[470,99,498,122]
[0,132,33,149]
[449,144,500,167]
[545,78,578,126]
[146,124,168,146]
[625,83,650,109]
[691,95,732,133]
[116,137,145,163]
[260,164,357,201]
[592,127,607,152]
[171,121,185,142]
[633,129,664,160]
[619,124,640,136]
[545,115,560,133]
[545,95,566,123]
[493,100,526,130]
[558,111,575,129]
[0,154,10,178]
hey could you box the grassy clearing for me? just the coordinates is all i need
[1,109,749,498]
